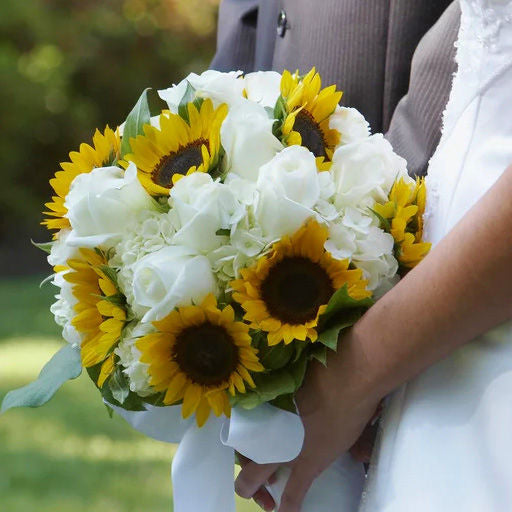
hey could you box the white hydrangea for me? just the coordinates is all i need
[325,207,397,291]
[110,208,177,310]
[47,229,79,268]
[50,271,81,346]
[115,322,155,397]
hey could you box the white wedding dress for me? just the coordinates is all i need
[360,1,512,511]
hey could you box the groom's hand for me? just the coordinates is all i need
[236,327,383,512]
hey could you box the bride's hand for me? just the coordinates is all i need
[236,327,383,512]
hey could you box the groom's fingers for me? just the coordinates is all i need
[235,461,280,499]
[278,458,318,512]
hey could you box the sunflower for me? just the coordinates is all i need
[124,99,228,196]
[43,126,121,237]
[64,249,126,387]
[279,68,343,168]
[231,219,371,346]
[373,178,431,268]
[137,294,263,427]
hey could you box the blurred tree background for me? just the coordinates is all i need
[0,2,259,510]
[0,0,220,275]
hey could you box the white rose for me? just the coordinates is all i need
[65,162,155,248]
[329,106,370,146]
[257,146,321,208]
[158,70,244,111]
[254,146,321,239]
[243,71,282,108]
[221,100,283,182]
[131,246,216,322]
[169,173,247,253]
[330,134,410,209]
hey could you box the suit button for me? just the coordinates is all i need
[277,9,288,37]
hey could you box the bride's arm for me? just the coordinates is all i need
[235,164,512,512]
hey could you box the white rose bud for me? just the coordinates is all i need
[221,100,283,182]
[255,146,321,239]
[131,246,216,322]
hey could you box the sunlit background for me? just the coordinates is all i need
[0,1,258,510]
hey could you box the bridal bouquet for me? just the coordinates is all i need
[2,68,430,511]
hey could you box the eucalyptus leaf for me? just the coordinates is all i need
[1,344,82,413]
[108,367,130,405]
[31,239,54,255]
[121,88,151,157]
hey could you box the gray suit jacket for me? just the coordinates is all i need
[211,0,460,176]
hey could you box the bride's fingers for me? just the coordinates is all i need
[253,487,276,512]
[278,457,318,512]
[235,461,280,499]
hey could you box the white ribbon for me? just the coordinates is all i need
[111,402,365,511]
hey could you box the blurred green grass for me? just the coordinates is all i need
[0,276,258,511]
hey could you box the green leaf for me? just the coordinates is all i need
[1,344,82,413]
[98,265,119,287]
[273,95,287,122]
[317,309,363,351]
[315,285,373,351]
[215,228,231,237]
[309,345,328,366]
[258,342,295,370]
[121,88,151,157]
[368,207,391,232]
[232,356,308,410]
[177,81,204,123]
[269,393,297,414]
[319,285,374,326]
[93,293,125,307]
[31,239,54,254]
[108,367,130,405]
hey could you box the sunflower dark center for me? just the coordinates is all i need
[261,257,334,324]
[153,139,206,188]
[293,110,327,158]
[173,323,239,386]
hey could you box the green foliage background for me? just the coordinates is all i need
[0,2,258,509]
[0,0,220,273]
